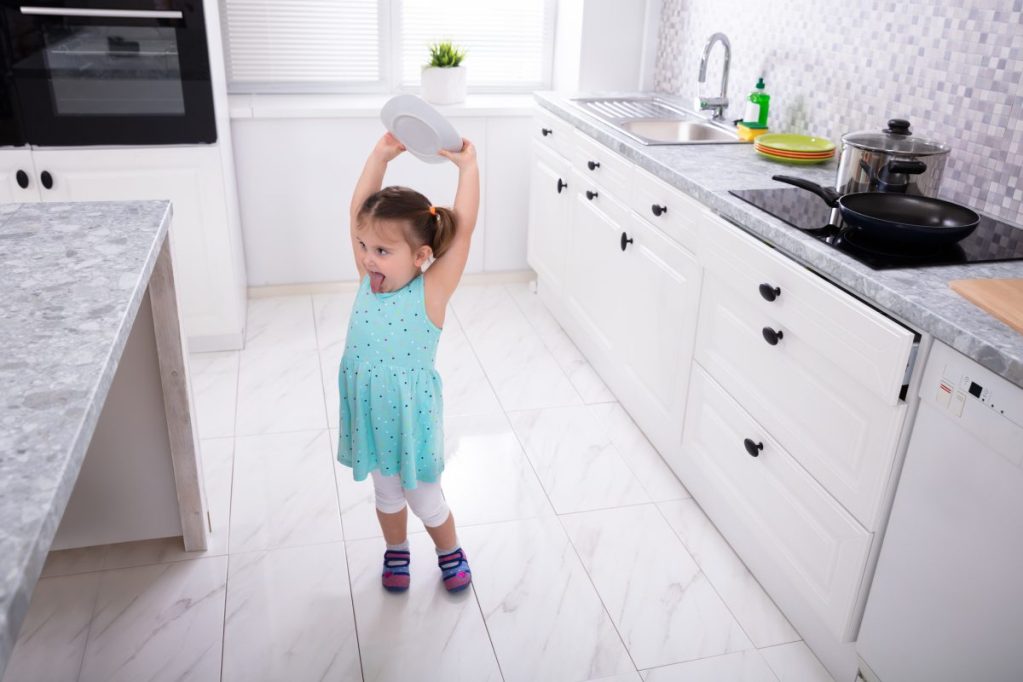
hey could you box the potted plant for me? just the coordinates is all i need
[421,41,467,105]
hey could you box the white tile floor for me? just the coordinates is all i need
[4,281,836,682]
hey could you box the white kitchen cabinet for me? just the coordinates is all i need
[616,210,702,454]
[527,140,573,294]
[0,148,39,202]
[674,366,872,642]
[16,146,247,351]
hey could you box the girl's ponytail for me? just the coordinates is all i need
[429,206,457,260]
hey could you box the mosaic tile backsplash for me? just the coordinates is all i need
[653,0,1023,225]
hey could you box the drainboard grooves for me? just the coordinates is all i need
[579,98,684,122]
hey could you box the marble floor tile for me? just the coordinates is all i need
[2,572,101,682]
[587,403,691,502]
[246,295,317,351]
[505,282,616,404]
[312,291,357,354]
[586,674,643,682]
[435,313,504,418]
[40,544,109,578]
[199,436,235,556]
[77,556,228,682]
[346,533,501,682]
[641,649,779,681]
[441,413,555,526]
[230,430,343,553]
[222,542,361,682]
[759,642,834,682]
[235,346,327,436]
[102,536,217,572]
[188,350,239,439]
[561,504,752,669]
[462,517,635,682]
[658,499,799,648]
[320,347,343,429]
[507,406,650,514]
[450,285,581,411]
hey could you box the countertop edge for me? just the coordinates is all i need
[532,92,1023,388]
[0,200,173,677]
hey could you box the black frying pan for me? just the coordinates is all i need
[773,175,979,247]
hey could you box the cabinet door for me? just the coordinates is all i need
[617,212,702,452]
[564,172,629,356]
[0,148,41,202]
[31,147,243,345]
[526,141,572,291]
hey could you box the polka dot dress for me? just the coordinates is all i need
[337,272,444,490]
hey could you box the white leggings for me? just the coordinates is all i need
[371,471,451,528]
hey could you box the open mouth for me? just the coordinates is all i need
[369,270,385,293]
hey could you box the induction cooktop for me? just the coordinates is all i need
[729,187,1023,270]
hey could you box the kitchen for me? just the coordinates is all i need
[1,1,1021,681]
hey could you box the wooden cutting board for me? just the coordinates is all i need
[949,278,1023,334]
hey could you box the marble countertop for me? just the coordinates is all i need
[0,200,172,673]
[535,91,1023,388]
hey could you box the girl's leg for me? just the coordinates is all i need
[371,471,411,592]
[405,482,472,592]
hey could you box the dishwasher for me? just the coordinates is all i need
[856,341,1023,682]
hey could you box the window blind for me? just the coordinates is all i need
[399,0,551,89]
[222,0,382,91]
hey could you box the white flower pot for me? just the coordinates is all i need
[421,65,467,105]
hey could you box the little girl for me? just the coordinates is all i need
[337,131,479,593]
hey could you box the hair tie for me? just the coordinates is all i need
[428,205,437,216]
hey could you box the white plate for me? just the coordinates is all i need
[380,94,462,164]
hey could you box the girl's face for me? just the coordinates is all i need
[357,220,431,294]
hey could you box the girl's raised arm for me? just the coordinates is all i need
[350,134,406,278]
[425,139,480,303]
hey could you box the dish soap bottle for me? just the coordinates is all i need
[743,77,770,127]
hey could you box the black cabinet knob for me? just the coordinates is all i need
[651,204,667,217]
[620,232,634,251]
[762,327,784,345]
[16,170,28,189]
[41,171,53,190]
[557,178,567,194]
[743,438,764,457]
[587,160,600,171]
[541,127,552,136]
[758,283,781,302]
[586,190,598,200]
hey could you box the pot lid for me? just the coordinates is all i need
[842,118,950,156]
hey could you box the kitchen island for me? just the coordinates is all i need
[0,201,208,677]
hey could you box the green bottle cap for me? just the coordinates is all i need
[756,77,765,89]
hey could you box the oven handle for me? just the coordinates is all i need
[20,7,183,20]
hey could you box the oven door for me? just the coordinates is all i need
[2,0,215,146]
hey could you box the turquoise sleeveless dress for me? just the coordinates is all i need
[336,272,444,489]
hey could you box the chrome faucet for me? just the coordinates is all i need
[698,32,731,121]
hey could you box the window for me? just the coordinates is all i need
[221,0,554,94]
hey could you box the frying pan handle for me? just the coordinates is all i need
[771,175,841,206]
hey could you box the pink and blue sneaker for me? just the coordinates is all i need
[437,547,472,592]
[381,549,411,592]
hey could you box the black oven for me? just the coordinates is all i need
[0,0,216,146]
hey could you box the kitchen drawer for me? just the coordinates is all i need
[702,216,914,404]
[696,272,907,528]
[629,165,710,254]
[672,366,872,641]
[532,110,575,159]
[572,129,633,199]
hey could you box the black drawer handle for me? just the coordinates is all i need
[541,127,552,136]
[587,160,600,171]
[586,190,598,200]
[41,170,53,190]
[759,283,781,302]
[557,178,567,194]
[651,204,667,217]
[16,170,28,189]
[743,438,764,457]
[762,327,784,345]
[620,232,633,251]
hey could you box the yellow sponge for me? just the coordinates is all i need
[737,122,769,142]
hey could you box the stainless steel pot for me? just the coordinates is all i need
[836,119,950,197]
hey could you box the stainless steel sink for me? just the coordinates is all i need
[571,96,744,145]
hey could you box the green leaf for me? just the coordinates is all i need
[427,40,466,67]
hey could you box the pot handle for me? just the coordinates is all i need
[771,175,841,206]
[885,159,927,176]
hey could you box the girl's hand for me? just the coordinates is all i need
[438,138,477,169]
[372,132,406,162]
